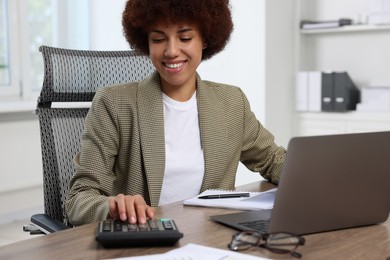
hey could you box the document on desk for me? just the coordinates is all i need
[109,243,271,260]
[183,188,277,210]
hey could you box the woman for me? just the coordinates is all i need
[65,0,286,226]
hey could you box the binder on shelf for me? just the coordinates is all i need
[295,71,320,112]
[295,71,360,112]
[333,72,360,111]
[308,71,322,112]
[296,71,309,111]
[321,72,334,111]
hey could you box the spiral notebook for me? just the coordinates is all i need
[183,188,276,210]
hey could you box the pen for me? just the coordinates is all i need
[198,193,250,199]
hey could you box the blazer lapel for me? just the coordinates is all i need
[197,76,229,190]
[137,72,165,206]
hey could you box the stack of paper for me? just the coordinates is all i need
[368,0,390,25]
[356,86,390,112]
[300,18,352,30]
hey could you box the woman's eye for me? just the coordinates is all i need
[151,38,165,43]
[181,37,192,42]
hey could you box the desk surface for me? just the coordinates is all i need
[1,181,389,260]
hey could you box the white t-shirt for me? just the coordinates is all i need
[158,92,205,206]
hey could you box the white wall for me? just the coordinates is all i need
[0,112,43,222]
[197,0,267,185]
[55,0,90,49]
[90,0,129,50]
[198,0,266,122]
[264,0,295,148]
[0,114,42,192]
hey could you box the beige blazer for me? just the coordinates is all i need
[65,72,286,225]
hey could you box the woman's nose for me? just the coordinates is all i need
[165,40,180,57]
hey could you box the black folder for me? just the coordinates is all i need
[321,72,334,111]
[333,72,360,111]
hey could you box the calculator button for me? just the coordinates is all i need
[162,220,174,230]
[138,224,149,231]
[114,221,123,231]
[149,220,160,231]
[127,224,138,232]
[102,220,111,232]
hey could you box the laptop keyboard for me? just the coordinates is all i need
[238,219,269,233]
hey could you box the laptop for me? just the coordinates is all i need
[210,131,390,235]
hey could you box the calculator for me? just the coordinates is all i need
[96,218,183,247]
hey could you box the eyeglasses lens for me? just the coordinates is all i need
[266,233,301,252]
[229,231,262,251]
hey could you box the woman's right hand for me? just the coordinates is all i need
[108,194,155,224]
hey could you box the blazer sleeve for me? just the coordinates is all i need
[65,87,120,226]
[238,89,286,184]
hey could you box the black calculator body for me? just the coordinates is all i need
[96,218,183,247]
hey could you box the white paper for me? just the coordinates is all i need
[109,243,271,260]
[240,188,277,206]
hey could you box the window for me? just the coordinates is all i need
[26,0,55,93]
[0,0,11,88]
[0,0,89,102]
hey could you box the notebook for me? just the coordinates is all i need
[210,131,390,235]
[183,188,276,211]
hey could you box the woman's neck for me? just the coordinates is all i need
[160,76,197,102]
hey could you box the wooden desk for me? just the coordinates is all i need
[1,181,389,260]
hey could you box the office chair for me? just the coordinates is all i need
[24,45,155,234]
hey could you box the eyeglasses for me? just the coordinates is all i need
[228,231,305,258]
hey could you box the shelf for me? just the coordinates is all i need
[296,111,390,120]
[301,24,390,34]
[295,0,390,136]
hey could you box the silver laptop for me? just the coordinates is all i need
[210,131,390,235]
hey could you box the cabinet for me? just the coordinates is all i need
[294,0,390,136]
[297,112,390,136]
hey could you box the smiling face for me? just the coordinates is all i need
[148,22,204,101]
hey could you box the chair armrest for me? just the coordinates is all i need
[30,213,70,234]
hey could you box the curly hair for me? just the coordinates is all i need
[122,0,233,61]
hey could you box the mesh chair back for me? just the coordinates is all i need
[36,46,155,225]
